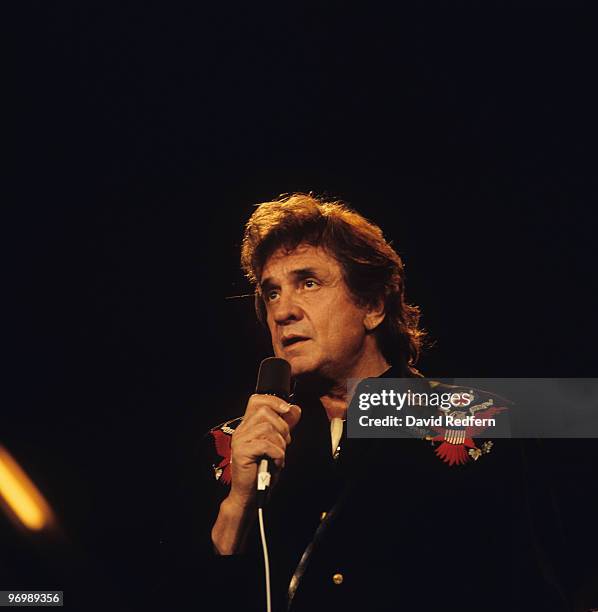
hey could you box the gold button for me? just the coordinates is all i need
[332,573,343,585]
[320,511,327,521]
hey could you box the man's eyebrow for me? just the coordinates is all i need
[292,267,321,280]
[259,267,322,292]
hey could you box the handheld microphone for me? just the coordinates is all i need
[255,357,291,507]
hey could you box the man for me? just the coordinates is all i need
[211,192,422,559]
[161,193,580,612]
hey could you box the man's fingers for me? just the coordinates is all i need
[245,423,287,450]
[282,403,301,430]
[232,423,286,455]
[246,394,293,417]
[239,409,292,444]
[247,439,285,468]
[230,394,302,477]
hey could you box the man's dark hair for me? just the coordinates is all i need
[241,193,425,376]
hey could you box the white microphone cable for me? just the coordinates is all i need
[257,506,272,612]
[257,457,272,612]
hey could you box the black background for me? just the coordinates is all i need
[6,4,597,610]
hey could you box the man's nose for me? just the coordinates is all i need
[272,290,303,325]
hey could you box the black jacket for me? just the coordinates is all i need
[156,368,597,612]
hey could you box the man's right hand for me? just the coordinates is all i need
[211,395,301,555]
[228,394,302,509]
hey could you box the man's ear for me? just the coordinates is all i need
[364,299,386,331]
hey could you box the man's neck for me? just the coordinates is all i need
[319,351,390,420]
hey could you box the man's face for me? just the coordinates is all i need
[259,244,371,379]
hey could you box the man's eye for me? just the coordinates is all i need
[303,279,319,289]
[266,290,279,301]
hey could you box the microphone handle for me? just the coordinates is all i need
[256,391,286,506]
[257,457,272,507]
[255,389,288,485]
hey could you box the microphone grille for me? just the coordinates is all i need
[255,357,291,401]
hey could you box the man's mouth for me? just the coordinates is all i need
[281,335,310,348]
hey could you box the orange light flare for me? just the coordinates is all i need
[0,445,56,532]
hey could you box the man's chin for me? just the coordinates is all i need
[284,355,318,378]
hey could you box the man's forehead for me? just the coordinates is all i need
[260,244,339,281]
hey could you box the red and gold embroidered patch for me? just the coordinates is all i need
[423,396,507,466]
[208,419,241,485]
